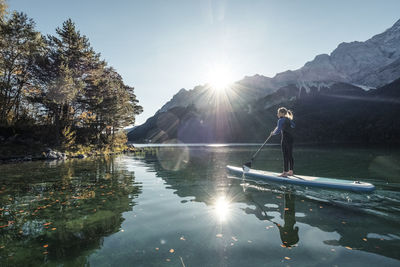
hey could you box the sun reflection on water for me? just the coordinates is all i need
[213,196,231,223]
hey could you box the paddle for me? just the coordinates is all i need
[243,132,273,171]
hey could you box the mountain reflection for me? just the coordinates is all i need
[0,157,142,266]
[138,147,400,261]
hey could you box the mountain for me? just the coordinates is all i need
[275,19,400,88]
[129,19,400,144]
[129,78,400,144]
[158,80,277,114]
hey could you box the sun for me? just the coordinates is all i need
[206,63,234,91]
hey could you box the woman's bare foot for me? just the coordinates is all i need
[287,170,294,176]
[278,172,288,177]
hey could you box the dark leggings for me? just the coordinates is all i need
[281,136,294,172]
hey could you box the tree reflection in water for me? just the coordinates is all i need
[0,157,142,266]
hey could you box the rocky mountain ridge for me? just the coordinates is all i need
[128,78,400,144]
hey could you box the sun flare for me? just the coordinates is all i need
[213,196,231,222]
[206,63,234,91]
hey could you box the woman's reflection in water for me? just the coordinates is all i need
[243,191,299,248]
[275,193,299,247]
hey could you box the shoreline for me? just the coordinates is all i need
[0,144,146,164]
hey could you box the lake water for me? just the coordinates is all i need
[0,145,399,266]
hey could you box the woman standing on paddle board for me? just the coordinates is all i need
[271,107,295,177]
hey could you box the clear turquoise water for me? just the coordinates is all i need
[0,145,399,266]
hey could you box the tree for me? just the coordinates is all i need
[83,67,142,146]
[0,0,7,21]
[0,12,45,125]
[31,19,102,144]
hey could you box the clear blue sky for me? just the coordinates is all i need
[8,0,400,125]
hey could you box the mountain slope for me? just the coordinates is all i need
[272,18,400,88]
[129,79,400,144]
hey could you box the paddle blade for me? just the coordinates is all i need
[243,165,251,173]
[243,162,251,172]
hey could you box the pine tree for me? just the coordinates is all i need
[32,19,101,144]
[0,12,45,125]
[90,67,142,146]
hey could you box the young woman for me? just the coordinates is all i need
[271,107,295,177]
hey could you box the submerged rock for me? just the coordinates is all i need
[44,148,67,160]
[23,156,32,161]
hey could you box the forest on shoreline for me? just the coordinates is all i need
[0,1,142,158]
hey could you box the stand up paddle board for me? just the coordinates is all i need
[226,165,375,192]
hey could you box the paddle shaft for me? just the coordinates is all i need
[250,133,273,162]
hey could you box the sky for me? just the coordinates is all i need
[8,0,400,125]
